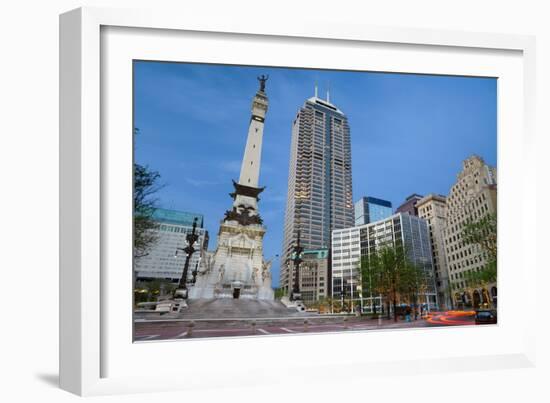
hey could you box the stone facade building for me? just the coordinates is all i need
[443,155,497,308]
[289,249,329,304]
[416,194,452,309]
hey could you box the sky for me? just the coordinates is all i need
[133,61,497,287]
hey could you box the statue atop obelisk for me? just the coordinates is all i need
[189,76,274,300]
[224,75,269,225]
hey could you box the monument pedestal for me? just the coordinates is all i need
[189,219,274,300]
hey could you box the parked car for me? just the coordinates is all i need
[475,309,497,324]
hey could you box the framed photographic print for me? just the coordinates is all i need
[60,6,537,396]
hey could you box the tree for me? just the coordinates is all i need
[400,260,429,320]
[460,212,497,307]
[361,245,412,322]
[318,297,335,314]
[462,212,497,262]
[361,253,384,317]
[134,163,161,259]
[134,279,177,305]
[274,287,286,299]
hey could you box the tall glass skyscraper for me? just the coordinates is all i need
[354,196,393,226]
[280,92,354,294]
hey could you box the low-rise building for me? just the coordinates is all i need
[395,193,424,216]
[292,248,329,304]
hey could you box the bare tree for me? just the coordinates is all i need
[134,163,161,259]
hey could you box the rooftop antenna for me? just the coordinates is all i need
[326,81,331,103]
[314,82,318,98]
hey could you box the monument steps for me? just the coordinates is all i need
[178,298,313,319]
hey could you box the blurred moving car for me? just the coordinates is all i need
[475,309,497,324]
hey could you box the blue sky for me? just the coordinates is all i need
[134,61,497,287]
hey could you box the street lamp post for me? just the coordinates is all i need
[174,217,199,299]
[446,277,455,310]
[341,279,347,313]
[357,284,363,314]
[348,278,358,314]
[291,230,303,301]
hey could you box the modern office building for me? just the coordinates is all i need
[395,193,424,216]
[416,194,452,309]
[134,208,209,283]
[289,248,329,304]
[354,196,393,226]
[331,226,361,311]
[443,155,497,308]
[332,212,438,313]
[280,90,354,294]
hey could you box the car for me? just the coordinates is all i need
[475,309,497,324]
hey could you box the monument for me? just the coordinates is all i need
[188,76,274,300]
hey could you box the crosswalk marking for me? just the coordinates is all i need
[280,327,295,333]
[257,328,270,334]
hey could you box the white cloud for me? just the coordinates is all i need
[184,177,223,187]
[219,160,242,173]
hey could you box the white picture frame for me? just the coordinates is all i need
[60,6,537,396]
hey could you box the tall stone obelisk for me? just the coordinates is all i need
[228,75,269,220]
[189,76,274,300]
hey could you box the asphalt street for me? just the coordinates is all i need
[134,311,478,342]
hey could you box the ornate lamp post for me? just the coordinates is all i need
[174,217,199,299]
[291,230,303,301]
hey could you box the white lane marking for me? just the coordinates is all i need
[257,328,270,334]
[280,327,295,333]
[194,328,249,333]
[138,335,160,340]
[176,331,188,338]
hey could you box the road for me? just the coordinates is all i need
[133,310,484,342]
[133,310,485,342]
[426,310,477,326]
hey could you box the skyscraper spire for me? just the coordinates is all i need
[314,82,318,98]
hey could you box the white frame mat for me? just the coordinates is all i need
[60,6,537,396]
